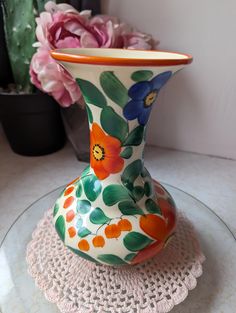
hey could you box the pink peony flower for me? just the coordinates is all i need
[122,31,155,50]
[30,1,155,107]
[30,47,81,107]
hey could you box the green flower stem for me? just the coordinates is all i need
[95,221,110,235]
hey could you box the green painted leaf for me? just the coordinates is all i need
[131,70,154,82]
[120,146,133,159]
[81,165,90,178]
[86,105,93,123]
[124,253,136,262]
[53,202,59,217]
[76,78,107,108]
[123,232,153,252]
[118,200,144,215]
[78,226,91,237]
[101,106,128,142]
[69,247,99,263]
[103,185,131,206]
[123,125,145,146]
[145,199,162,215]
[90,207,110,224]
[76,217,83,229]
[76,182,82,198]
[55,215,65,242]
[100,71,128,108]
[144,181,152,197]
[132,186,145,201]
[121,160,143,189]
[82,174,102,202]
[76,200,91,214]
[141,166,149,178]
[97,254,127,265]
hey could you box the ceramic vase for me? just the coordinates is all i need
[51,48,192,266]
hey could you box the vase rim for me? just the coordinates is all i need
[50,48,193,67]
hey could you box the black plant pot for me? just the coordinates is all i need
[80,0,101,15]
[0,92,66,156]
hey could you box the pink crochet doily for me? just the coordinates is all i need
[26,209,205,313]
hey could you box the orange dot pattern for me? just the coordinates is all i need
[64,186,74,196]
[105,224,121,239]
[68,226,76,238]
[66,210,75,222]
[118,219,132,231]
[93,235,105,247]
[63,196,75,209]
[78,239,90,251]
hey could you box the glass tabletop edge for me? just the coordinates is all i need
[0,185,64,248]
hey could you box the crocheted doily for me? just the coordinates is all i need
[26,209,205,313]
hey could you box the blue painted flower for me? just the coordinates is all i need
[123,71,172,125]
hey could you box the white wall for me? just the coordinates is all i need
[103,0,236,159]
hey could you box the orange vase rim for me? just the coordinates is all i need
[50,48,193,67]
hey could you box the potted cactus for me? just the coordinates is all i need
[0,4,13,86]
[0,0,66,156]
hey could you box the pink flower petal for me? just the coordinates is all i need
[30,5,156,107]
[80,32,99,48]
[56,37,81,49]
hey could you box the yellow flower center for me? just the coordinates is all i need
[93,144,105,161]
[144,90,158,107]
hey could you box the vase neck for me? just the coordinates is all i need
[74,66,175,182]
[88,106,146,170]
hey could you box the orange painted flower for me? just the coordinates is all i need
[90,123,124,180]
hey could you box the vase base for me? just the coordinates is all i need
[27,207,204,313]
[53,176,177,266]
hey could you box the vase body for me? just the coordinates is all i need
[51,48,192,266]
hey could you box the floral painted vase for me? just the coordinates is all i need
[51,48,192,266]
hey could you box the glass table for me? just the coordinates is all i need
[0,184,236,313]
